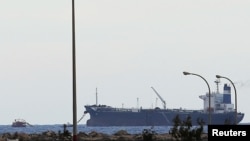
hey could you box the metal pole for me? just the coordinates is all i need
[183,72,211,125]
[216,75,237,125]
[96,87,98,105]
[72,0,77,140]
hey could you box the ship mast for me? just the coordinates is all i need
[215,79,220,93]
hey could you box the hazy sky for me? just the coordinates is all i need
[1,0,250,125]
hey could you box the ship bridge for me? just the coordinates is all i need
[199,82,234,113]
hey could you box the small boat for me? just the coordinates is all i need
[12,119,29,127]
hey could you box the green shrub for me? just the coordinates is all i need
[169,115,204,141]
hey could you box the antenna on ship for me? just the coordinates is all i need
[137,97,139,109]
[155,98,158,108]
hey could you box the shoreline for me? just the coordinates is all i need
[0,130,208,141]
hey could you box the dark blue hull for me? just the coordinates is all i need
[85,105,244,126]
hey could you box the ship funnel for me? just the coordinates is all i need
[223,84,231,94]
[223,84,231,104]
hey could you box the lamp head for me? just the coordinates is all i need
[216,75,222,78]
[183,71,191,75]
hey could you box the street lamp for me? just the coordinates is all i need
[72,0,77,140]
[216,75,237,125]
[183,71,211,125]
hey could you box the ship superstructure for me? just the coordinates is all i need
[199,81,234,114]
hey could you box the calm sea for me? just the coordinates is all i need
[0,124,173,135]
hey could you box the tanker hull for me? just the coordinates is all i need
[85,105,244,126]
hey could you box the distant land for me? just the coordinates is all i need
[239,122,250,125]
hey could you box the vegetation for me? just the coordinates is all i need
[169,115,205,141]
[142,128,156,141]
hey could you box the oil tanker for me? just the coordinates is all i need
[84,81,244,126]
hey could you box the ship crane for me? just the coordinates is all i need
[151,86,166,109]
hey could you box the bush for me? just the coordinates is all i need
[169,115,204,141]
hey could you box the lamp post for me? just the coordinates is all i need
[72,0,77,140]
[183,71,211,125]
[216,75,237,125]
